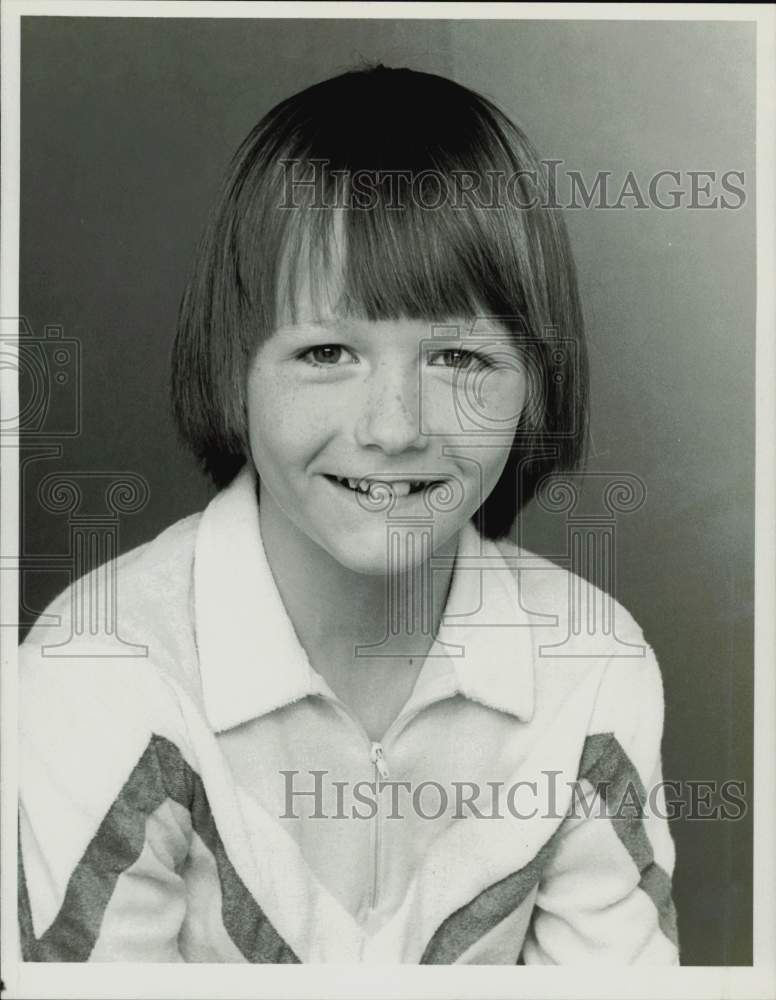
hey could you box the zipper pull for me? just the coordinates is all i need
[370,742,389,779]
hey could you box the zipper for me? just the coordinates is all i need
[370,741,389,780]
[369,741,389,910]
[314,685,450,913]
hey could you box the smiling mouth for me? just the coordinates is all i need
[325,475,444,498]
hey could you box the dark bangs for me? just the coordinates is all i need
[172,65,588,535]
[245,67,551,329]
[277,178,501,328]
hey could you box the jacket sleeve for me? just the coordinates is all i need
[18,648,193,962]
[521,637,680,964]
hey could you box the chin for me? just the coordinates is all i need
[315,518,464,577]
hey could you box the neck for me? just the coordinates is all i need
[257,490,459,667]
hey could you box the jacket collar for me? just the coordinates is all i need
[194,465,535,733]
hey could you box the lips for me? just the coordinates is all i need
[325,475,443,498]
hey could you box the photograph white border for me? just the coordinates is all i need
[1,3,774,998]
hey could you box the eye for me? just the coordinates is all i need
[427,348,492,371]
[298,344,357,368]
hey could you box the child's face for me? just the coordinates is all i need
[246,300,528,574]
[247,233,528,574]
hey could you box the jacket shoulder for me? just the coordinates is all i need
[493,535,649,647]
[21,510,204,696]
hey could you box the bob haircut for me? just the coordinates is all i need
[171,64,589,539]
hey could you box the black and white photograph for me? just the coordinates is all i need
[1,3,773,998]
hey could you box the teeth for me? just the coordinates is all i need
[334,475,440,498]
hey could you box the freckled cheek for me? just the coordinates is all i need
[481,376,527,484]
[418,380,469,433]
[246,375,342,469]
[432,373,526,435]
[479,375,528,424]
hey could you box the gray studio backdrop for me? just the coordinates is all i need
[19,17,754,965]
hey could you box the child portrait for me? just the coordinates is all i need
[4,5,766,998]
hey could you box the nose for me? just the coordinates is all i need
[354,362,426,455]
